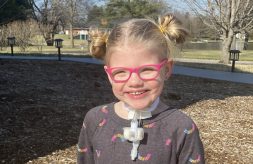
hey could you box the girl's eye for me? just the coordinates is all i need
[139,66,158,79]
[112,69,129,77]
[140,67,157,74]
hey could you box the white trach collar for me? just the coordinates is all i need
[123,97,160,120]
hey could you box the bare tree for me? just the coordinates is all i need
[0,25,8,51]
[63,0,78,48]
[31,0,65,46]
[60,0,99,48]
[5,19,40,52]
[183,0,253,64]
[64,0,97,48]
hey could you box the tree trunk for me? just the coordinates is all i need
[45,32,54,46]
[70,24,74,48]
[221,30,234,64]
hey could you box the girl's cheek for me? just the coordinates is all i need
[112,84,124,93]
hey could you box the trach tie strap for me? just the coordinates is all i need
[123,115,144,160]
[122,98,160,160]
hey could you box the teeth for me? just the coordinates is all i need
[129,91,144,95]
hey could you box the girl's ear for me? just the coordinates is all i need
[165,59,173,79]
[104,65,113,84]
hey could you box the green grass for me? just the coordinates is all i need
[0,35,90,54]
[0,46,90,57]
[181,49,253,61]
[239,50,253,61]
[0,52,92,58]
[1,35,253,73]
[54,34,86,46]
[177,49,253,73]
[2,34,253,61]
[181,50,220,60]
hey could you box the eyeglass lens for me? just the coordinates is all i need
[111,66,159,81]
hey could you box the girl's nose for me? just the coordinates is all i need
[127,73,143,87]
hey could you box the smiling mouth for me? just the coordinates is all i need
[129,91,145,95]
[128,90,149,96]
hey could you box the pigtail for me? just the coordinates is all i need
[157,14,188,44]
[89,28,109,59]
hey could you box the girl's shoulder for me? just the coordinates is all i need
[161,109,198,132]
[84,103,114,122]
[82,103,114,135]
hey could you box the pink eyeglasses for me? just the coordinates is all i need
[105,59,168,83]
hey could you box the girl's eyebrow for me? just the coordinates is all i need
[107,62,165,69]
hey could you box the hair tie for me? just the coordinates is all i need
[157,16,168,36]
[158,25,167,34]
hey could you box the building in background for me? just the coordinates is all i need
[64,28,89,40]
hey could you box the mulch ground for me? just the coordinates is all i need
[0,59,252,164]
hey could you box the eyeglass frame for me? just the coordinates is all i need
[104,59,168,83]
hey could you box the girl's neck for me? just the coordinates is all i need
[114,98,160,120]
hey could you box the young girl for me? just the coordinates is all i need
[77,14,205,164]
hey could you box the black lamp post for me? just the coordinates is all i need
[229,50,240,72]
[54,39,63,61]
[7,37,15,56]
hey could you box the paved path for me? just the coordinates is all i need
[1,55,252,84]
[173,66,253,84]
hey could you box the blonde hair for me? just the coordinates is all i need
[89,14,188,63]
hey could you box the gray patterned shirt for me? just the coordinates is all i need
[77,102,205,164]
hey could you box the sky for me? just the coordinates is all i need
[34,0,43,6]
[166,0,191,12]
[34,0,191,11]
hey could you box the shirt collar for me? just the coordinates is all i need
[123,97,160,120]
